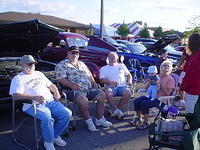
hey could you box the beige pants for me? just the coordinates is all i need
[185,93,199,113]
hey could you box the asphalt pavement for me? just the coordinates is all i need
[0,85,168,150]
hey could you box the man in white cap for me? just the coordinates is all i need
[9,55,72,150]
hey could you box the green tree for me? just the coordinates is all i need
[184,15,200,36]
[163,29,175,36]
[153,26,164,39]
[139,28,150,38]
[135,21,143,25]
[116,23,130,38]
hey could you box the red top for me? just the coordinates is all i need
[182,51,200,95]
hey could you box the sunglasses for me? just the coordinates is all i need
[27,63,36,66]
[71,51,80,55]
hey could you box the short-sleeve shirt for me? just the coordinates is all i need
[182,51,200,95]
[55,59,93,95]
[157,74,175,97]
[9,71,54,111]
[99,63,130,87]
[148,75,159,85]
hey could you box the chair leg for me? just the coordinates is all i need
[12,100,31,150]
[33,104,41,150]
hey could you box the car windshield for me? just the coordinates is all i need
[129,43,147,54]
[164,45,177,52]
[104,37,118,44]
[66,38,88,47]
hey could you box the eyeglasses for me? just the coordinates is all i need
[71,51,80,55]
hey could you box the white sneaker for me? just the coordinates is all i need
[95,117,112,127]
[44,142,55,150]
[113,109,124,118]
[85,118,98,132]
[54,136,67,147]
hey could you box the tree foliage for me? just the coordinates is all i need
[135,21,143,25]
[139,28,150,38]
[153,26,164,39]
[184,15,200,36]
[163,30,175,36]
[116,23,130,38]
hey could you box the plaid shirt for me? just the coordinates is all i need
[55,59,93,95]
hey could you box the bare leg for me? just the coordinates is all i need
[75,95,90,120]
[118,89,131,108]
[143,114,149,123]
[136,111,142,119]
[105,89,118,110]
[94,91,106,119]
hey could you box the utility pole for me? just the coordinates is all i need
[100,0,104,40]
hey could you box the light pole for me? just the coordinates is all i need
[100,0,104,40]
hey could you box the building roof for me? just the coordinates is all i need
[111,23,141,38]
[0,11,89,29]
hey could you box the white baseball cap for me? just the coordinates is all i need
[147,66,158,74]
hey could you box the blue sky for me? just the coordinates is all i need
[0,0,199,31]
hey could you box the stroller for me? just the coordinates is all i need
[148,95,200,150]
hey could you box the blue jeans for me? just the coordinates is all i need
[134,96,160,114]
[25,100,72,142]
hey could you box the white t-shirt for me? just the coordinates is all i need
[9,71,54,111]
[100,63,130,87]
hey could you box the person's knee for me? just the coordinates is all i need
[76,95,89,108]
[123,89,131,97]
[96,91,106,102]
[63,107,72,118]
[105,89,113,97]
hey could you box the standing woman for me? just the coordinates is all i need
[181,32,200,113]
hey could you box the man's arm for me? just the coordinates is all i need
[58,78,81,90]
[100,78,119,87]
[126,73,132,86]
[12,93,45,104]
[48,84,61,100]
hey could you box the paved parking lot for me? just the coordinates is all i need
[0,100,153,150]
[0,83,168,150]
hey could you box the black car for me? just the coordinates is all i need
[0,19,61,109]
[135,34,183,60]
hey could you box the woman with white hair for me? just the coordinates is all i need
[131,60,175,129]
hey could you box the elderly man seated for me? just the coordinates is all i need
[55,46,112,132]
[99,52,132,119]
[9,55,72,150]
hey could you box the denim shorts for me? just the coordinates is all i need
[67,88,101,101]
[106,85,130,97]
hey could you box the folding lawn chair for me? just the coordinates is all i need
[12,99,41,150]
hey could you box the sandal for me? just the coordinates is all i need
[137,122,149,130]
[130,118,143,127]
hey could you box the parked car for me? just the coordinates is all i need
[174,46,186,52]
[134,34,182,60]
[116,40,147,54]
[0,19,61,109]
[133,38,157,43]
